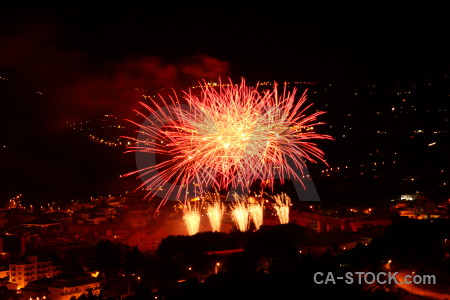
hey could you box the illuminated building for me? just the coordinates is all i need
[9,256,61,289]
[48,276,101,300]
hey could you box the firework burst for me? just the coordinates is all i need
[124,79,332,208]
[273,193,291,224]
[182,201,201,235]
[205,192,225,232]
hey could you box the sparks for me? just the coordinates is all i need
[205,192,225,232]
[182,201,201,235]
[124,79,332,208]
[273,193,291,224]
[248,198,264,230]
[230,194,250,232]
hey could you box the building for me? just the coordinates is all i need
[0,264,15,289]
[0,233,27,256]
[0,265,10,279]
[48,276,101,300]
[290,210,392,233]
[127,231,163,252]
[302,235,372,256]
[9,256,61,288]
[19,275,101,300]
[18,279,49,300]
[126,210,148,228]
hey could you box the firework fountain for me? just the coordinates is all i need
[273,193,291,224]
[230,201,250,232]
[248,198,264,230]
[182,201,201,235]
[230,193,250,231]
[205,192,225,232]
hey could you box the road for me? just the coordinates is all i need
[394,270,450,300]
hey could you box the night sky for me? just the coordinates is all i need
[1,9,449,126]
[2,11,449,75]
[0,8,449,202]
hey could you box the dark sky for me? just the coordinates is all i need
[2,9,448,126]
[0,8,449,202]
[1,8,449,130]
[1,9,449,81]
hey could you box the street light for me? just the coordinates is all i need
[215,262,221,274]
[386,259,392,270]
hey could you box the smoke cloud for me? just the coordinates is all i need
[0,22,230,130]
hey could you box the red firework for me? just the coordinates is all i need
[124,79,332,208]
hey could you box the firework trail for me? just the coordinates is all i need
[273,193,291,224]
[230,193,250,231]
[124,79,332,208]
[248,198,264,230]
[231,202,249,232]
[182,201,201,235]
[205,192,225,232]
